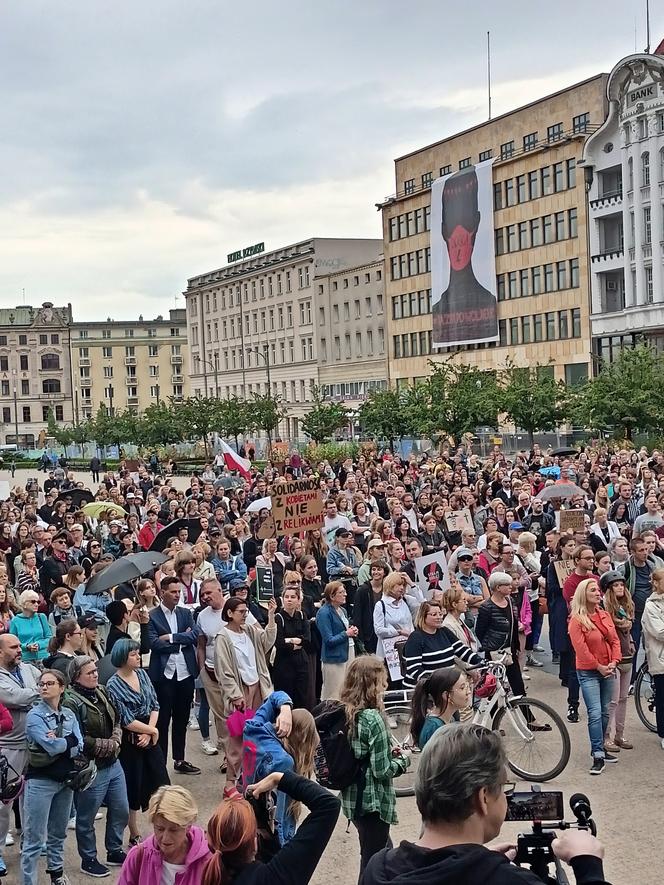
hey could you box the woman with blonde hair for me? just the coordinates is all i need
[118,785,211,885]
[372,571,413,689]
[385,539,404,573]
[242,691,318,844]
[568,578,622,775]
[192,542,215,581]
[339,655,410,881]
[256,537,287,598]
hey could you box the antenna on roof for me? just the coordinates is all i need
[645,0,651,53]
[21,287,25,305]
[487,31,492,121]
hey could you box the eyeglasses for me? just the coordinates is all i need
[503,782,516,796]
[39,681,59,688]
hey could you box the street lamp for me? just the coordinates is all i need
[247,346,272,394]
[108,383,114,417]
[155,383,160,405]
[199,354,219,398]
[13,385,18,450]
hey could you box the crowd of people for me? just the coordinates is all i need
[2,440,662,882]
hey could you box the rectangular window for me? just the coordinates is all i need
[0,356,7,371]
[497,274,506,302]
[521,316,531,343]
[494,182,504,210]
[440,164,452,177]
[544,263,555,292]
[393,336,402,359]
[555,211,566,240]
[559,310,569,339]
[510,318,519,345]
[355,332,362,356]
[547,122,563,142]
[546,312,556,340]
[646,266,654,303]
[644,206,652,244]
[566,158,576,188]
[22,406,31,423]
[19,355,28,371]
[541,166,552,195]
[21,379,29,395]
[459,157,471,169]
[557,261,568,290]
[568,207,578,238]
[571,308,581,338]
[479,149,493,162]
[508,271,518,299]
[103,366,113,378]
[565,363,589,386]
[404,178,415,194]
[530,217,542,246]
[573,112,590,134]
[495,229,505,255]
[532,266,542,295]
[500,140,515,160]
[102,346,112,358]
[507,224,517,252]
[520,269,530,298]
[518,221,529,250]
[499,320,507,347]
[365,297,372,317]
[534,314,543,342]
[554,162,565,192]
[516,174,527,203]
[570,258,580,288]
[1,408,9,423]
[421,171,433,188]
[505,179,515,206]
[528,170,540,200]
[523,132,538,151]
[543,215,554,244]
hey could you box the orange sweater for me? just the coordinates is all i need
[568,609,622,671]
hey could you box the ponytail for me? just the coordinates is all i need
[409,666,464,744]
[202,796,257,885]
[409,677,430,745]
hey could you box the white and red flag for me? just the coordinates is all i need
[220,439,252,480]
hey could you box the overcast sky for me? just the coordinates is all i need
[0,1,657,320]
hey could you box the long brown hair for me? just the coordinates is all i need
[202,797,257,885]
[603,583,635,620]
[282,709,318,821]
[339,655,387,737]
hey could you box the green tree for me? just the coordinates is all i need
[173,396,222,457]
[218,396,252,450]
[138,402,184,448]
[47,410,74,456]
[301,385,349,443]
[499,360,568,448]
[247,392,287,451]
[574,344,664,439]
[358,388,409,449]
[427,361,500,443]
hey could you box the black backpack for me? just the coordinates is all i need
[312,700,362,791]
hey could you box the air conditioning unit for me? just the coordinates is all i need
[606,280,618,291]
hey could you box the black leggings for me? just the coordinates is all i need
[354,812,391,885]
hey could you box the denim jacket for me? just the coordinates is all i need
[326,546,360,580]
[210,555,248,587]
[316,603,351,663]
[26,700,83,780]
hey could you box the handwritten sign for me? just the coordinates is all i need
[557,510,585,533]
[382,637,405,682]
[256,566,275,603]
[554,560,575,586]
[445,508,473,534]
[257,514,276,540]
[414,551,451,599]
[271,477,324,534]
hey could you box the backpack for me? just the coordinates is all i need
[312,700,362,791]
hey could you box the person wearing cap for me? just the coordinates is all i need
[67,524,87,566]
[326,528,360,609]
[453,547,488,629]
[79,614,105,661]
[39,531,71,602]
[357,538,389,585]
[508,521,525,546]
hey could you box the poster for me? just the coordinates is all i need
[382,637,405,682]
[414,551,451,599]
[554,560,575,586]
[430,160,499,347]
[271,477,324,534]
[445,508,473,533]
[256,566,274,603]
[557,510,585,533]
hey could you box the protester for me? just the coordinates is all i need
[316,581,357,700]
[409,666,472,748]
[271,573,312,710]
[402,599,482,688]
[600,571,635,752]
[641,567,664,749]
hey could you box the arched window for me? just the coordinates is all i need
[628,157,634,191]
[40,353,60,371]
[642,151,650,187]
[42,379,61,394]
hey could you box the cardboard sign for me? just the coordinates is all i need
[554,560,575,586]
[558,510,585,533]
[271,477,324,534]
[382,637,405,682]
[445,508,473,534]
[256,566,275,603]
[257,514,276,540]
[414,551,451,598]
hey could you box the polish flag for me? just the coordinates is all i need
[220,439,252,480]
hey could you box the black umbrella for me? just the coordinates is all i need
[55,489,95,509]
[149,518,203,553]
[550,447,579,458]
[84,551,168,595]
[215,476,244,490]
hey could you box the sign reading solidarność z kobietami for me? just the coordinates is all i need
[270,477,324,534]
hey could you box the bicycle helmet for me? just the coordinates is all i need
[64,757,98,792]
[474,672,497,699]
[599,570,624,594]
[0,754,24,805]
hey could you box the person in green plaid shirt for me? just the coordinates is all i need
[339,656,410,883]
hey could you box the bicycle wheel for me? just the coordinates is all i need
[386,705,419,798]
[492,696,570,782]
[634,663,657,733]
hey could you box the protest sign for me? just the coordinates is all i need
[382,638,406,682]
[414,551,451,598]
[558,510,585,533]
[271,477,324,534]
[445,508,473,533]
[554,560,575,586]
[256,566,275,603]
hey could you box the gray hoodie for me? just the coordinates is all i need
[0,663,40,749]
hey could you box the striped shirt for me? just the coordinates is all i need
[402,628,483,688]
[106,668,159,727]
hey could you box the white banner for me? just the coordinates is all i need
[414,550,451,598]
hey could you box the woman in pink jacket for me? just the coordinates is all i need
[118,785,211,885]
[511,575,533,678]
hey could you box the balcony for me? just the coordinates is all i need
[38,365,63,373]
[170,355,183,365]
[171,374,183,384]
[643,243,653,259]
[78,358,90,367]
[590,189,623,210]
[81,397,92,406]
[125,376,137,386]
[127,396,139,406]
[124,357,136,366]
[591,248,624,271]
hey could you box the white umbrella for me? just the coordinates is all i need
[245,496,272,514]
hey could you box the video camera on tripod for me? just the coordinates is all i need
[505,786,597,884]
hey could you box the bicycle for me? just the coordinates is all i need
[383,687,418,798]
[633,660,657,733]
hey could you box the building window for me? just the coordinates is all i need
[495,229,505,255]
[497,275,506,302]
[440,164,452,177]
[541,166,552,195]
[479,149,493,162]
[559,310,569,338]
[544,264,555,292]
[498,320,507,347]
[568,207,578,238]
[571,308,581,338]
[545,312,556,340]
[18,334,27,346]
[523,132,538,151]
[543,215,554,244]
[505,180,515,206]
[500,140,514,160]
[570,258,580,288]
[530,218,542,246]
[557,261,568,290]
[508,272,518,299]
[42,379,61,394]
[40,353,60,371]
[646,267,654,303]
[553,162,565,192]
[421,171,433,188]
[534,315,543,342]
[22,406,31,423]
[642,151,650,187]
[644,206,652,244]
[521,316,531,343]
[555,211,566,240]
[459,157,471,169]
[520,269,530,298]
[516,175,527,203]
[1,408,9,423]
[19,355,28,371]
[518,221,528,249]
[532,266,542,295]
[547,122,563,142]
[573,112,590,134]
[638,117,648,139]
[79,330,88,339]
[510,318,519,345]
[507,224,517,252]
[565,363,588,386]
[21,379,29,395]
[404,178,415,194]
[528,170,540,200]
[566,158,576,188]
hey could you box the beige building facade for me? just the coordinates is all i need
[0,302,75,448]
[381,75,609,388]
[184,237,383,441]
[70,308,189,418]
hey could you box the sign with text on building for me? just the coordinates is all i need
[227,242,265,264]
[270,477,324,534]
[626,81,659,107]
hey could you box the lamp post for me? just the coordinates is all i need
[247,346,272,394]
[12,385,18,450]
[155,383,160,405]
[200,354,220,398]
[108,383,114,417]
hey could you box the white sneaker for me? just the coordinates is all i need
[201,740,219,756]
[522,673,531,681]
[188,717,200,731]
[5,832,14,846]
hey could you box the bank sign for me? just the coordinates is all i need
[626,82,660,107]
[227,242,265,263]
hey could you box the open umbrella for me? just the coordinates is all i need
[82,502,128,519]
[215,475,244,491]
[84,551,168,595]
[244,496,271,514]
[550,447,579,458]
[536,482,585,501]
[55,489,95,509]
[149,518,203,553]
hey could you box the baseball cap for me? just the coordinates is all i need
[456,547,474,561]
[78,613,105,629]
[367,538,385,551]
[509,521,524,531]
[335,528,352,538]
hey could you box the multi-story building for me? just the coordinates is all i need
[380,75,608,389]
[184,237,383,440]
[0,302,75,448]
[70,309,189,418]
[582,46,664,363]
[316,258,388,410]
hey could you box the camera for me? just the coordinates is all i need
[506,787,596,884]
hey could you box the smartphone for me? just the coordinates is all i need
[505,791,564,822]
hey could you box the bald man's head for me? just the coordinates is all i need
[0,633,22,668]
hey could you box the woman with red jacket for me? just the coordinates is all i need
[568,579,622,776]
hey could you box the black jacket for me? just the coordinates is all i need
[475,598,517,654]
[39,555,69,598]
[352,582,381,653]
[364,841,610,885]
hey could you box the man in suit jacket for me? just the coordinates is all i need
[147,576,201,774]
